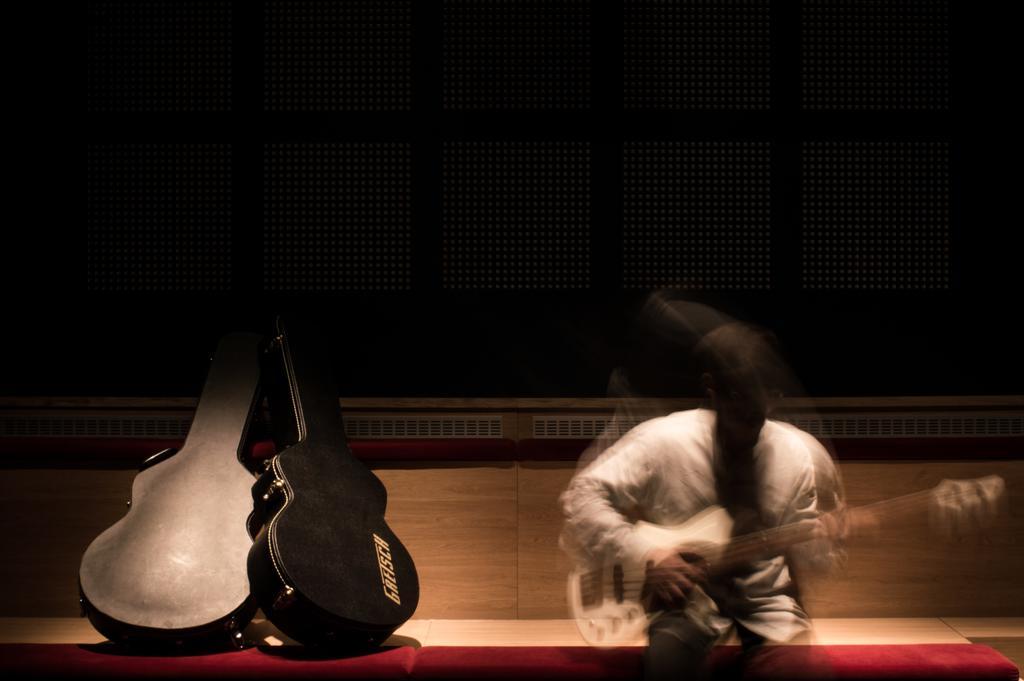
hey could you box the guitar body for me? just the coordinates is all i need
[568,505,734,647]
[568,474,1007,647]
[79,333,263,647]
[247,317,419,647]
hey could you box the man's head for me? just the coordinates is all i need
[694,322,783,455]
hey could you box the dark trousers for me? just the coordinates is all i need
[643,614,766,681]
[643,614,715,681]
[643,614,832,681]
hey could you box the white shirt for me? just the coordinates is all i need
[559,408,844,642]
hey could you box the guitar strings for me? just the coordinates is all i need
[577,483,980,583]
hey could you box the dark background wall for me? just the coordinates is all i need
[5,0,1020,398]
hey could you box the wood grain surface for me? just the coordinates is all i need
[1,460,1019,620]
[516,461,1024,619]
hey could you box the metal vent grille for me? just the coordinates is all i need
[87,144,233,292]
[264,143,413,292]
[624,0,771,110]
[264,0,413,111]
[779,414,1024,439]
[442,141,591,289]
[88,0,233,112]
[532,414,1024,439]
[802,141,950,290]
[0,416,192,439]
[344,416,503,439]
[623,141,772,290]
[532,416,644,439]
[443,0,591,110]
[802,0,950,110]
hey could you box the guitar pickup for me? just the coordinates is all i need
[580,568,603,608]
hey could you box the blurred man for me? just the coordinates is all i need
[561,321,845,680]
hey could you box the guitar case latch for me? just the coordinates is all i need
[273,586,296,611]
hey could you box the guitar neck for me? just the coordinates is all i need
[712,482,977,573]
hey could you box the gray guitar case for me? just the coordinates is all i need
[78,333,263,647]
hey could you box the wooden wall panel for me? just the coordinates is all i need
[517,462,577,619]
[0,469,137,617]
[372,462,517,619]
[516,461,1024,619]
[1,463,518,621]
[2,459,1019,621]
[800,461,1024,617]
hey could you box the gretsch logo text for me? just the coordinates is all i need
[373,533,401,605]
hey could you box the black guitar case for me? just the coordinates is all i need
[78,333,264,647]
[247,317,419,647]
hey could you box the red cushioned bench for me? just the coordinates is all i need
[1,644,1018,680]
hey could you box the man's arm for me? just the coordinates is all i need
[559,433,661,567]
[783,439,848,577]
[559,424,711,611]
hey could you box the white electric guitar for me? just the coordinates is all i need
[567,475,1006,647]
